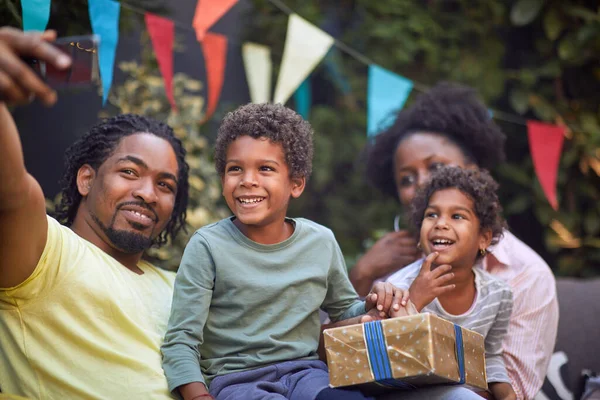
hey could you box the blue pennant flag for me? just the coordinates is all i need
[21,0,51,32]
[294,78,312,120]
[89,0,120,105]
[367,65,413,137]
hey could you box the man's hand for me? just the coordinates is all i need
[350,230,419,296]
[0,27,71,106]
[408,252,455,311]
[365,281,409,318]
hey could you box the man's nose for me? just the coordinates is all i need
[132,178,158,204]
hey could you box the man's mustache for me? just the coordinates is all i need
[116,201,159,222]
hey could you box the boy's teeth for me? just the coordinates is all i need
[239,197,263,204]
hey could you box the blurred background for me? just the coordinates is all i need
[3,0,600,276]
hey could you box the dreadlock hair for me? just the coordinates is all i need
[411,166,507,257]
[53,114,189,247]
[366,82,507,199]
[214,103,314,179]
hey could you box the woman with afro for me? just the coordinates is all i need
[352,82,558,400]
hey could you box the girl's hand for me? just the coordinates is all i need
[365,282,409,318]
[408,252,455,311]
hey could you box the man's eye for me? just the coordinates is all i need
[398,175,415,187]
[159,182,175,192]
[121,169,136,176]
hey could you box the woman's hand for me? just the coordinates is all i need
[350,229,420,296]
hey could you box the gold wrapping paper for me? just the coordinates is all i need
[324,313,487,391]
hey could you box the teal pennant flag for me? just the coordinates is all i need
[294,78,312,120]
[367,65,413,137]
[89,0,120,105]
[21,0,51,32]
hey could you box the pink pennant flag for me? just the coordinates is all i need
[145,13,176,111]
[193,0,238,41]
[527,121,566,210]
[200,32,228,122]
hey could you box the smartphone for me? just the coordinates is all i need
[25,34,100,89]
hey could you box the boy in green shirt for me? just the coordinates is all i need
[161,103,403,400]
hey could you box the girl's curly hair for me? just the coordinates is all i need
[215,103,314,179]
[53,114,189,247]
[411,166,507,253]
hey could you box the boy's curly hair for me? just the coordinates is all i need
[366,82,506,199]
[214,103,314,179]
[411,166,507,250]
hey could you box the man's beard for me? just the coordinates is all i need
[91,208,154,254]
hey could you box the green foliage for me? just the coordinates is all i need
[246,0,600,275]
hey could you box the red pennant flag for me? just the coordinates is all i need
[200,32,227,122]
[527,121,566,210]
[193,0,238,41]
[145,13,176,111]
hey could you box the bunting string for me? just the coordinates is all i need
[117,0,551,129]
[18,0,577,209]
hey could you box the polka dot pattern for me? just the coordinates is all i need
[323,313,488,391]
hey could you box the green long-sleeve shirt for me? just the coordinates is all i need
[161,217,365,392]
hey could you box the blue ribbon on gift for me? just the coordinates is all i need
[454,324,466,384]
[363,320,466,388]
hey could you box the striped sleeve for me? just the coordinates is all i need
[485,286,513,384]
[502,266,558,400]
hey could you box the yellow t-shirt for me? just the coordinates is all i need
[0,216,176,399]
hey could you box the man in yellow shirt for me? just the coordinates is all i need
[0,28,189,399]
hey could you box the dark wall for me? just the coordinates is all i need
[14,0,252,198]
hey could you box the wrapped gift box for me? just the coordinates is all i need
[324,313,488,391]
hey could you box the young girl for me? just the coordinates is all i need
[388,165,516,400]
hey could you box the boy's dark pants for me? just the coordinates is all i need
[208,359,372,400]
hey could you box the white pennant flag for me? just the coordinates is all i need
[242,43,272,104]
[273,14,334,104]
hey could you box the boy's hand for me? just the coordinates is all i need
[365,281,409,318]
[408,252,455,311]
[0,27,71,106]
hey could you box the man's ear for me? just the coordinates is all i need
[290,176,306,199]
[76,165,96,197]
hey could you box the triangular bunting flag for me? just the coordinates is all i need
[367,64,413,137]
[21,0,51,31]
[527,121,565,211]
[273,14,334,105]
[192,0,238,41]
[89,0,120,105]
[200,32,227,122]
[293,78,311,119]
[242,42,272,104]
[145,13,176,111]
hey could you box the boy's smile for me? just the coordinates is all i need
[222,135,305,243]
[420,188,491,269]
